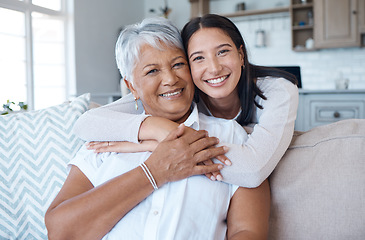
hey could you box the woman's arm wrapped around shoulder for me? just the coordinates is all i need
[73,93,181,143]
[73,93,146,142]
[219,78,299,188]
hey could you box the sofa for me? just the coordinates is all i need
[0,93,364,239]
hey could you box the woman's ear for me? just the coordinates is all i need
[124,78,139,100]
[238,45,244,66]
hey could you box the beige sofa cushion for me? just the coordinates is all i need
[269,119,365,240]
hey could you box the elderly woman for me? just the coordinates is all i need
[45,18,270,240]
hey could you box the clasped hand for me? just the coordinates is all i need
[86,124,231,184]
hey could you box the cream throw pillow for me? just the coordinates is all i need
[0,93,89,239]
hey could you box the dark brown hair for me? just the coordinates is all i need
[181,14,297,125]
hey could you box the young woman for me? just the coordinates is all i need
[73,14,299,188]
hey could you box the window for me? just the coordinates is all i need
[0,0,74,110]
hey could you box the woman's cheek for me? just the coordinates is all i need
[190,67,200,83]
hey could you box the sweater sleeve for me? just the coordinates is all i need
[73,93,148,143]
[219,78,299,188]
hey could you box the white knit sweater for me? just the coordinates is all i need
[73,76,299,187]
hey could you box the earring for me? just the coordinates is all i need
[134,97,138,111]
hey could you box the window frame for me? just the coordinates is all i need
[0,0,75,110]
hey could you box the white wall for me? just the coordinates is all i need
[144,0,190,29]
[74,0,145,103]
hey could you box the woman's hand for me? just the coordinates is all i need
[86,140,158,153]
[201,154,231,181]
[145,124,230,187]
[88,120,232,182]
[168,125,232,182]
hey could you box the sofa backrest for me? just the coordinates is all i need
[269,119,365,239]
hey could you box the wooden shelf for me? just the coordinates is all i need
[292,3,313,9]
[292,25,313,30]
[291,0,314,51]
[223,6,289,18]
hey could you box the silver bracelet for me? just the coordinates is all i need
[139,162,158,190]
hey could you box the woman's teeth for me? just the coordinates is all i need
[206,76,226,84]
[160,89,182,97]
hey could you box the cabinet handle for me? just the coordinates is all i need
[333,111,341,118]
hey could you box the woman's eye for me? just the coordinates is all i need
[192,56,203,62]
[173,62,185,68]
[218,49,229,55]
[146,69,158,75]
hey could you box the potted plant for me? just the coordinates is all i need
[1,100,28,115]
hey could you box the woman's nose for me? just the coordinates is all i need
[161,69,178,86]
[207,57,222,75]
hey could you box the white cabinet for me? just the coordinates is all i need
[295,90,365,131]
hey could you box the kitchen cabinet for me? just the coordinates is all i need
[359,0,365,33]
[290,0,315,51]
[314,0,360,48]
[295,90,365,131]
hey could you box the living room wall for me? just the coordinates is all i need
[74,0,145,101]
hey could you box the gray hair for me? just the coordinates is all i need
[115,17,184,83]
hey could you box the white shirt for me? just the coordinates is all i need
[73,76,299,187]
[70,104,245,240]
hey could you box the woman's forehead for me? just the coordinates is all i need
[138,44,186,64]
[188,28,234,50]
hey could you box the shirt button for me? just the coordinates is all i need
[153,211,159,215]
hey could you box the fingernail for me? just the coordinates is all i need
[216,175,223,181]
[210,176,216,181]
[223,146,229,151]
[218,164,223,169]
[225,160,232,166]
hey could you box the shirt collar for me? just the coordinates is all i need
[183,102,199,130]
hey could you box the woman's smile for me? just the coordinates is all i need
[204,75,229,86]
[159,88,184,98]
